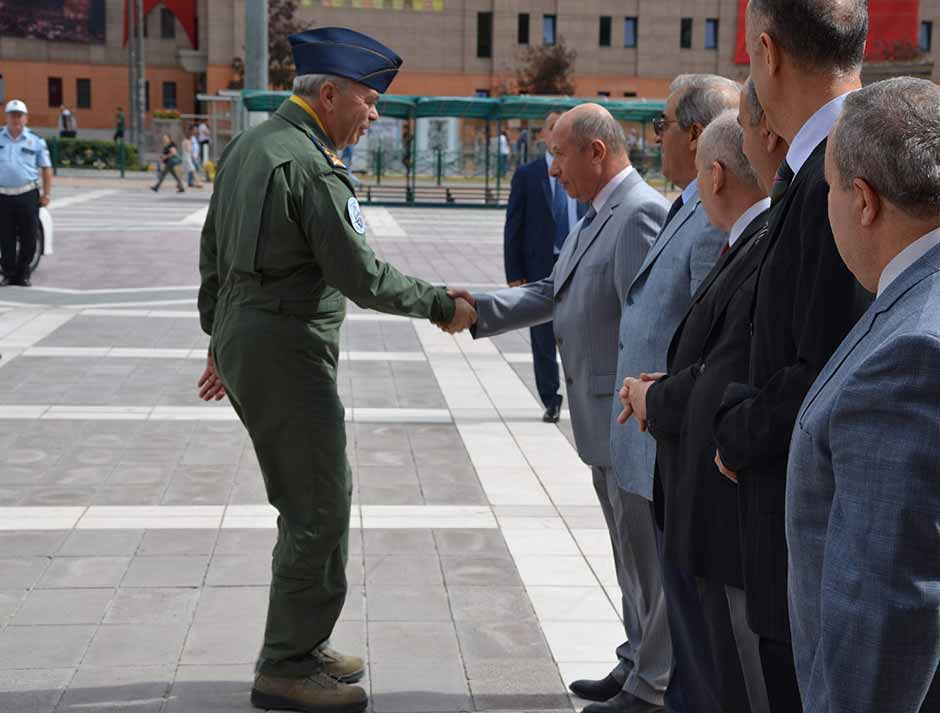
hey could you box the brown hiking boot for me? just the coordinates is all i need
[313,644,365,683]
[251,669,367,713]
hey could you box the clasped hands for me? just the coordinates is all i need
[617,372,665,432]
[434,288,477,334]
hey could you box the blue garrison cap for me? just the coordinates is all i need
[289,27,403,94]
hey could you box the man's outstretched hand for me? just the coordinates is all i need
[197,354,227,401]
[437,296,477,334]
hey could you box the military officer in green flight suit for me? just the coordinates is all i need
[196,27,477,713]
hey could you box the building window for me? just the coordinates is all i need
[680,17,693,48]
[624,17,638,48]
[161,7,176,39]
[705,18,719,49]
[48,77,63,107]
[543,14,556,46]
[921,21,933,51]
[477,12,493,58]
[475,89,491,98]
[597,91,610,97]
[623,91,637,97]
[0,75,4,103]
[599,16,612,47]
[162,81,177,109]
[518,13,529,45]
[76,78,91,109]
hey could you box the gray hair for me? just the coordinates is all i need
[742,77,765,127]
[292,74,350,101]
[569,108,627,155]
[698,111,761,188]
[830,77,940,221]
[670,74,741,131]
[748,0,868,74]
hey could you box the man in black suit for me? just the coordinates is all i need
[712,2,872,710]
[620,110,774,713]
[503,112,582,422]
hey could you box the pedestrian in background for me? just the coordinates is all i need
[197,121,211,164]
[183,126,202,189]
[0,100,51,288]
[58,106,77,138]
[151,133,185,193]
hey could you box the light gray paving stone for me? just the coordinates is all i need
[57,530,143,557]
[19,487,97,506]
[13,588,114,626]
[338,586,364,621]
[138,530,218,557]
[83,622,190,667]
[455,621,553,662]
[466,659,571,711]
[433,529,511,557]
[103,588,200,625]
[357,484,424,505]
[0,624,96,668]
[56,665,173,713]
[364,556,443,588]
[0,531,67,556]
[362,529,436,555]
[191,586,268,623]
[346,556,365,587]
[0,590,26,627]
[421,483,488,505]
[122,556,209,588]
[37,557,131,589]
[366,586,452,622]
[180,613,265,666]
[205,555,270,587]
[212,529,276,556]
[448,587,537,623]
[92,483,167,506]
[0,668,73,713]
[164,664,257,713]
[441,557,524,587]
[0,558,50,591]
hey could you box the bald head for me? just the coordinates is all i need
[549,104,630,203]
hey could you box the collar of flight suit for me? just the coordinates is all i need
[279,95,338,152]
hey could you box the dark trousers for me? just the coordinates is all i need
[530,321,560,409]
[154,163,184,192]
[758,638,802,713]
[0,190,39,280]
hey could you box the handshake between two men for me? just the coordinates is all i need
[434,288,477,334]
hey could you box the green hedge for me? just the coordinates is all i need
[49,138,141,170]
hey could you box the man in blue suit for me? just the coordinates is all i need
[503,112,584,422]
[788,77,940,713]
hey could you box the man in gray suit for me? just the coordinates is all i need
[454,103,669,713]
[788,77,940,713]
[607,74,735,713]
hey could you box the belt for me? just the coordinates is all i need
[0,181,39,196]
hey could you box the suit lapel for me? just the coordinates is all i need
[798,246,940,424]
[554,172,641,295]
[629,191,699,293]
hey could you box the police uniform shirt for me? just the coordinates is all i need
[0,127,52,188]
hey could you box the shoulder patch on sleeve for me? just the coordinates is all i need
[346,197,366,235]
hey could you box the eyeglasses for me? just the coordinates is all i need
[652,116,680,136]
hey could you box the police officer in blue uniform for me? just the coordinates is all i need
[0,100,52,287]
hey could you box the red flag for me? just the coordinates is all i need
[124,0,197,49]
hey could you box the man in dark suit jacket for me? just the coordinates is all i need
[712,3,872,710]
[621,111,774,713]
[504,112,583,422]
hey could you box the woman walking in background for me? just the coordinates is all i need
[151,134,185,194]
[182,126,203,189]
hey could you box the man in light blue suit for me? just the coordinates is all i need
[456,103,670,713]
[788,78,940,713]
[608,75,736,713]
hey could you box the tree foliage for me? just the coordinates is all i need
[227,0,306,90]
[514,38,577,95]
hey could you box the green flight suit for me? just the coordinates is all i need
[198,98,455,678]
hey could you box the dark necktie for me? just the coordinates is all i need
[664,195,684,227]
[770,161,795,207]
[552,179,569,252]
[569,206,597,255]
[719,241,730,257]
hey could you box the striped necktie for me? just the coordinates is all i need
[770,161,795,207]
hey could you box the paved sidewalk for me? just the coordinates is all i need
[0,189,625,713]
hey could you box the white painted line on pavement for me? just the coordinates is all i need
[49,190,118,210]
[180,205,210,225]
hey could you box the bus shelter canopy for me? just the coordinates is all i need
[240,90,665,123]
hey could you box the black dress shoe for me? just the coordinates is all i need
[582,691,663,713]
[569,673,622,702]
[0,277,12,287]
[17,276,30,287]
[542,396,563,423]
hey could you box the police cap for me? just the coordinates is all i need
[289,27,402,94]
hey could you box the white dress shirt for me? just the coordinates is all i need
[877,227,940,297]
[592,165,635,215]
[680,178,699,207]
[786,92,852,176]
[546,152,579,234]
[728,198,771,248]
